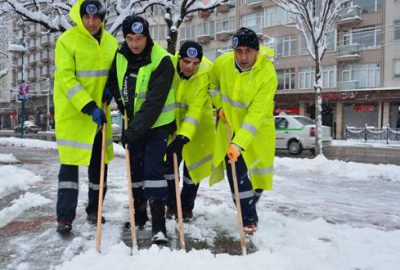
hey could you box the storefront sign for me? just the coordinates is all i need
[274,107,300,115]
[353,105,376,112]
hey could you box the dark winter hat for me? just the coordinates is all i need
[122,15,150,38]
[80,0,106,21]
[179,41,203,61]
[231,27,259,51]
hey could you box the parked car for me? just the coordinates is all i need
[14,121,41,134]
[274,115,332,155]
[112,123,122,143]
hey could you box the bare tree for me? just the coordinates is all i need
[1,0,226,53]
[274,0,344,156]
[159,0,225,54]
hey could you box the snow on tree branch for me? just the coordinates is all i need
[274,0,343,61]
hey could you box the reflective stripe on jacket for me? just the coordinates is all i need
[209,46,278,190]
[54,0,118,165]
[116,44,175,128]
[171,56,215,183]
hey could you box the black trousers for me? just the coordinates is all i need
[128,130,169,205]
[165,150,200,211]
[56,131,108,222]
[225,155,263,227]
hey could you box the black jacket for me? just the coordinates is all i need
[107,41,175,143]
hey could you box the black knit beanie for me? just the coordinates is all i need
[122,15,150,38]
[179,41,203,61]
[231,27,259,51]
[80,0,106,21]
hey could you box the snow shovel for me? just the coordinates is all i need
[173,135,186,250]
[226,123,247,256]
[123,110,138,252]
[96,104,108,253]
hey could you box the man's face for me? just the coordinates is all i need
[125,34,148,55]
[82,14,102,35]
[178,57,201,77]
[234,46,258,70]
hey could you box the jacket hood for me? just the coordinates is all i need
[69,0,105,33]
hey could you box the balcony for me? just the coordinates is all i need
[216,19,236,41]
[216,31,233,41]
[41,51,51,63]
[216,2,235,13]
[337,80,359,90]
[337,6,362,26]
[247,0,263,9]
[41,35,52,47]
[336,44,361,61]
[27,55,37,66]
[197,34,212,44]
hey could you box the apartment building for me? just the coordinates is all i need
[0,21,56,129]
[157,0,400,139]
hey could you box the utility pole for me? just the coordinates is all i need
[18,22,26,138]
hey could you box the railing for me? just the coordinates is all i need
[345,124,400,144]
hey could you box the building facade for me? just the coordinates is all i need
[160,0,400,139]
[0,20,55,130]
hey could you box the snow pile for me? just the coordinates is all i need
[275,155,400,182]
[55,211,400,270]
[0,165,43,198]
[0,137,125,157]
[0,192,51,228]
[0,153,19,164]
[0,137,57,150]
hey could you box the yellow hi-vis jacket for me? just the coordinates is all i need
[171,56,215,183]
[209,46,278,190]
[54,0,118,165]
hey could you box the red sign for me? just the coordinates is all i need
[9,113,17,119]
[353,105,376,112]
[274,107,300,115]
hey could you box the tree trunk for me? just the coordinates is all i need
[314,60,323,156]
[167,30,178,55]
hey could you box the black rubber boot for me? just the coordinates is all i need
[150,202,168,244]
[57,218,72,235]
[86,212,106,225]
[134,200,149,229]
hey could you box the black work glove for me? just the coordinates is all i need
[102,86,113,105]
[167,135,189,156]
[121,127,147,146]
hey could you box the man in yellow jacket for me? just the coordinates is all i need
[165,41,215,221]
[209,27,277,235]
[54,0,118,235]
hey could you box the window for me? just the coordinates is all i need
[299,66,336,89]
[299,67,315,89]
[394,20,400,40]
[277,68,295,90]
[354,0,382,13]
[322,66,337,88]
[275,36,296,57]
[241,12,262,33]
[300,30,336,55]
[341,63,380,88]
[150,25,167,40]
[275,117,289,129]
[352,63,380,88]
[351,26,382,49]
[263,6,294,27]
[394,59,400,78]
[216,17,236,33]
[197,21,215,38]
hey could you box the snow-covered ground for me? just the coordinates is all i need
[0,138,399,270]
